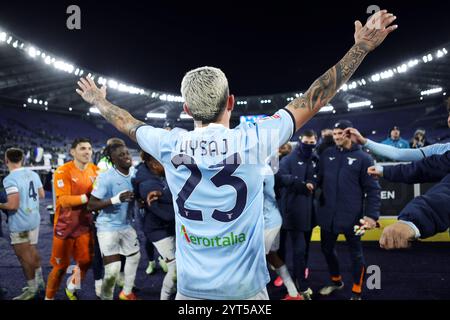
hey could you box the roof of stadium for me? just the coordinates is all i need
[0,2,449,129]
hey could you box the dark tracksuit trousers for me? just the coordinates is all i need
[278,229,313,291]
[320,229,365,294]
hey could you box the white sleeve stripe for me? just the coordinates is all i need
[5,186,19,195]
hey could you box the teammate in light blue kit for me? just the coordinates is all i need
[87,143,141,300]
[0,148,45,300]
[344,101,450,161]
[77,10,397,299]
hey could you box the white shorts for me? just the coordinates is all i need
[264,226,281,254]
[10,226,40,245]
[153,236,175,261]
[175,288,269,300]
[97,227,140,257]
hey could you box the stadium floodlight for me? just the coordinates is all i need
[146,112,167,119]
[23,104,26,107]
[44,101,48,106]
[27,98,32,103]
[69,107,72,111]
[12,40,18,48]
[348,100,372,109]
[420,87,443,96]
[0,32,7,42]
[89,107,101,114]
[44,107,48,111]
[443,48,448,54]
[108,79,118,89]
[371,73,381,82]
[397,64,408,73]
[319,105,334,113]
[6,36,12,44]
[180,112,192,119]
[436,50,445,58]
[33,99,37,104]
[28,46,37,58]
[38,100,43,105]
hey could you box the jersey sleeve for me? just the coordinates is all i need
[91,173,109,199]
[135,125,171,162]
[53,168,72,198]
[365,139,424,161]
[421,143,450,158]
[3,176,19,195]
[254,108,296,159]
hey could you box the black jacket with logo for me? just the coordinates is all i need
[317,144,381,234]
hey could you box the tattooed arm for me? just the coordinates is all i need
[76,77,144,141]
[286,9,397,130]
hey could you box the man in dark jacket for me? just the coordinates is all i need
[368,151,450,249]
[317,120,381,300]
[133,151,176,300]
[277,130,318,299]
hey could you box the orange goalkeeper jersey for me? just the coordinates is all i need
[53,161,98,239]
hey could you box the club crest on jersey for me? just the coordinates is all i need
[57,179,64,188]
[347,157,357,165]
[329,157,336,161]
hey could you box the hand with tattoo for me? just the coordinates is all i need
[76,77,144,141]
[76,77,106,105]
[354,10,398,52]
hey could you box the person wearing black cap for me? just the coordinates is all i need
[317,120,381,300]
[381,126,409,149]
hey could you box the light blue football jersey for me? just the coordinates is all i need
[262,167,282,230]
[3,168,42,233]
[136,108,295,299]
[91,167,135,232]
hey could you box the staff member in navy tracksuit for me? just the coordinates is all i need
[277,129,318,299]
[317,120,381,300]
[132,151,176,300]
[368,151,450,249]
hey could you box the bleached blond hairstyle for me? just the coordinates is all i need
[181,66,229,123]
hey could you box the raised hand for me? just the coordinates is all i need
[76,77,107,105]
[343,128,367,145]
[354,9,398,52]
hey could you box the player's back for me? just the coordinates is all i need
[3,168,42,232]
[136,108,295,299]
